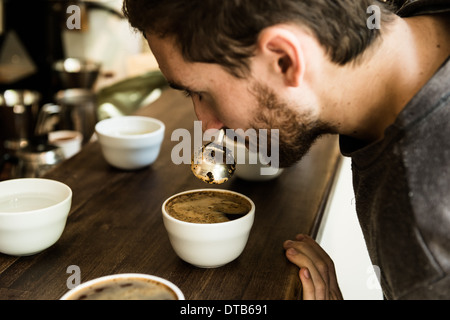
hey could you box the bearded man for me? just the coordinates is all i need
[122,0,450,299]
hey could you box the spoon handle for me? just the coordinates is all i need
[216,129,225,145]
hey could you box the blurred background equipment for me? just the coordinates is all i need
[0,0,163,180]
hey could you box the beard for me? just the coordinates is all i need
[249,82,335,168]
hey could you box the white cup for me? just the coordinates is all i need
[60,273,184,300]
[95,116,165,170]
[225,137,284,181]
[48,130,83,159]
[162,189,255,268]
[0,178,72,256]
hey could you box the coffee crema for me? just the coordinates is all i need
[67,277,178,300]
[165,191,252,224]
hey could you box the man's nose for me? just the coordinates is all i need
[193,101,224,131]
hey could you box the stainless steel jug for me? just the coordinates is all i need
[0,88,97,179]
[35,89,97,144]
[0,90,41,149]
[13,143,65,178]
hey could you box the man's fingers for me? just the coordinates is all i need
[284,235,344,300]
[294,235,343,300]
[285,246,328,299]
[299,267,315,300]
[284,237,331,298]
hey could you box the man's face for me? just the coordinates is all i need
[147,34,331,167]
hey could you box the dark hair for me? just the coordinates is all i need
[123,0,394,77]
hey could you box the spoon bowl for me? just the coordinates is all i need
[191,129,236,184]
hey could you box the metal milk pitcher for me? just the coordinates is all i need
[35,89,97,144]
[0,90,41,149]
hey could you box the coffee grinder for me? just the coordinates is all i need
[0,0,67,178]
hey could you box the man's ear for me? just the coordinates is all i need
[257,26,305,87]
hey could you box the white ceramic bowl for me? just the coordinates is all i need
[0,178,72,256]
[162,189,255,268]
[95,116,165,170]
[48,130,83,159]
[225,137,283,181]
[60,273,185,300]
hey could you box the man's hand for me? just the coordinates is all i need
[283,234,343,300]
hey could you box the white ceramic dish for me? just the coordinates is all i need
[224,137,283,181]
[60,273,185,300]
[48,130,83,159]
[95,116,165,170]
[162,189,255,268]
[0,178,72,256]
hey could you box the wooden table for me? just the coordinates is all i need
[0,89,341,300]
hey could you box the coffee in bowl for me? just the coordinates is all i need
[60,274,184,300]
[162,189,255,268]
[165,190,252,223]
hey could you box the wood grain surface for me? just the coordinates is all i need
[0,89,341,300]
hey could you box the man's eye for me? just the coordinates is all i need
[183,90,202,101]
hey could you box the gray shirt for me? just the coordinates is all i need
[340,57,450,299]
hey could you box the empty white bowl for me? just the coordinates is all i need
[224,137,284,181]
[95,116,165,170]
[0,178,72,256]
[48,130,83,159]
